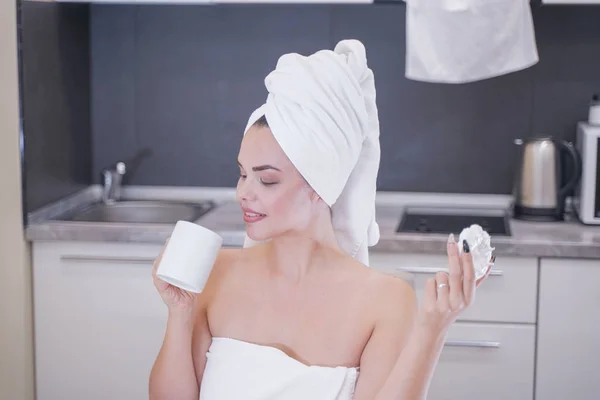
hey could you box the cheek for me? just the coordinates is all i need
[267,185,313,221]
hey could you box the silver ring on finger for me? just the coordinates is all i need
[435,271,449,290]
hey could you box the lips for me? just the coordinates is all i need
[242,207,266,224]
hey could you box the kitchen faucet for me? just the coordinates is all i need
[100,147,153,205]
[101,161,126,204]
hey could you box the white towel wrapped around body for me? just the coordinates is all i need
[199,337,358,399]
[243,39,380,266]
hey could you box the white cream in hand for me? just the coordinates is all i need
[458,224,495,280]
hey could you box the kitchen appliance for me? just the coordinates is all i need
[397,206,511,236]
[588,94,600,125]
[573,122,600,224]
[512,137,581,221]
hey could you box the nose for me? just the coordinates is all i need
[236,176,255,203]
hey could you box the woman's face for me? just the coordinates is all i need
[236,124,316,242]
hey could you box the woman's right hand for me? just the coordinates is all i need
[152,238,196,312]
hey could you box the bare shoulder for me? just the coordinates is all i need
[344,256,418,320]
[213,247,243,273]
[369,268,417,315]
[201,245,266,295]
[203,247,248,288]
[196,247,243,303]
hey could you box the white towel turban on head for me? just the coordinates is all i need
[242,39,381,266]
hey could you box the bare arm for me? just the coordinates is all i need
[149,307,200,400]
[352,277,418,400]
[191,296,213,387]
[149,247,226,400]
[372,236,493,400]
[372,302,446,400]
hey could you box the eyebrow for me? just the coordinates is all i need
[237,160,281,172]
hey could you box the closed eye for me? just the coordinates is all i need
[238,173,278,186]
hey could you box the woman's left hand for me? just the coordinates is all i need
[417,234,494,336]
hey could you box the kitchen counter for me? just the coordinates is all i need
[25,185,600,259]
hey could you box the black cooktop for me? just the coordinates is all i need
[397,206,511,236]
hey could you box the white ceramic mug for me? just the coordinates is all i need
[156,221,223,293]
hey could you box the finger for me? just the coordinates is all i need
[435,271,450,310]
[447,234,463,310]
[152,237,172,281]
[476,255,496,288]
[462,240,476,305]
[152,262,170,292]
[152,253,161,278]
[423,277,437,310]
[152,262,163,284]
[475,265,491,288]
[154,276,170,293]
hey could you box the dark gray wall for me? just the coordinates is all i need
[20,2,92,213]
[87,4,597,194]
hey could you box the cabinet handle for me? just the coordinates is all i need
[395,266,503,276]
[444,340,501,349]
[60,255,156,264]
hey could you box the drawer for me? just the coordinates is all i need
[429,322,536,400]
[370,252,538,323]
[33,241,167,320]
[33,242,169,400]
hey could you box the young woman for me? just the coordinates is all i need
[149,39,492,400]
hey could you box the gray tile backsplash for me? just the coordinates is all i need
[90,5,137,173]
[20,2,92,213]
[92,5,334,187]
[532,6,600,82]
[89,4,600,194]
[134,6,332,186]
[21,2,600,212]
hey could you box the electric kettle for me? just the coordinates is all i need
[512,137,581,221]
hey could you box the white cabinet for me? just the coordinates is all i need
[370,252,539,324]
[429,322,536,400]
[43,242,600,400]
[32,241,166,400]
[371,252,538,400]
[536,258,600,400]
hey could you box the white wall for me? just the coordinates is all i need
[0,0,35,398]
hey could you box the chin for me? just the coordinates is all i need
[245,227,272,243]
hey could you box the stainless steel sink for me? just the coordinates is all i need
[58,200,214,224]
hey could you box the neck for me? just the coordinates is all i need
[267,209,339,282]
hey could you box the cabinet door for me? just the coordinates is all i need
[429,322,536,400]
[33,241,167,400]
[370,252,538,323]
[536,258,600,400]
